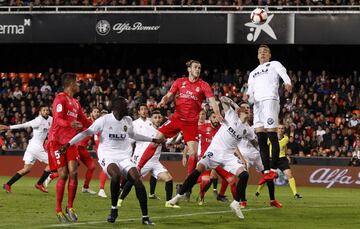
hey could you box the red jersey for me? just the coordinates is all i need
[48,92,92,145]
[169,77,214,123]
[77,117,93,147]
[198,122,219,157]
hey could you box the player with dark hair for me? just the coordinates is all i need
[133,103,159,200]
[77,106,101,195]
[169,97,257,219]
[245,45,292,185]
[1,105,52,193]
[47,73,92,222]
[118,109,180,209]
[60,96,164,225]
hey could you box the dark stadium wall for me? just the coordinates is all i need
[1,156,359,189]
[0,44,359,74]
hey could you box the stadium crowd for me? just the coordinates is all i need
[2,0,360,7]
[0,67,359,159]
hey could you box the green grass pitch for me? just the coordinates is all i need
[0,176,360,229]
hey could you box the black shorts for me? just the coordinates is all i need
[276,157,290,171]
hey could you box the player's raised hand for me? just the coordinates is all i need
[215,113,224,123]
[70,120,83,129]
[0,125,10,132]
[284,84,292,93]
[58,143,70,155]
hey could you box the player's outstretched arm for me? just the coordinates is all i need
[220,96,240,112]
[235,147,248,171]
[209,97,224,123]
[0,124,10,132]
[158,92,174,108]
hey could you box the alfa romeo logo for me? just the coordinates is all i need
[96,20,111,36]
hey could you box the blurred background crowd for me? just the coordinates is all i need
[0,67,359,160]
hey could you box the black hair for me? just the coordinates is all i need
[111,96,127,112]
[137,103,148,111]
[151,109,162,116]
[62,73,77,88]
[186,59,200,68]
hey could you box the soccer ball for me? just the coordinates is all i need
[250,8,268,24]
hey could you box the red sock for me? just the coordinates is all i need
[67,178,78,209]
[230,183,237,199]
[99,171,107,189]
[56,178,66,213]
[187,155,197,176]
[219,178,228,196]
[83,162,95,189]
[137,144,157,169]
[51,172,59,180]
[199,179,211,199]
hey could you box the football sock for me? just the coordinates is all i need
[137,144,157,170]
[289,177,298,195]
[37,171,51,185]
[257,132,270,171]
[199,179,212,198]
[67,178,78,209]
[149,176,157,195]
[212,178,218,191]
[187,155,197,176]
[50,172,59,180]
[219,178,228,196]
[99,171,107,189]
[110,174,121,207]
[165,180,173,201]
[179,170,201,195]
[7,173,23,186]
[56,178,66,213]
[268,132,280,169]
[134,180,148,216]
[238,171,249,201]
[83,161,95,189]
[230,183,237,199]
[120,180,133,200]
[267,180,275,201]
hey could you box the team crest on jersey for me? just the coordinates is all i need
[123,125,128,132]
[267,118,274,125]
[243,129,247,135]
[181,82,186,88]
[206,127,211,134]
[56,104,62,112]
[195,87,200,92]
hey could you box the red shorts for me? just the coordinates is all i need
[48,141,79,172]
[159,115,198,143]
[77,146,93,166]
[215,166,236,181]
[197,170,211,183]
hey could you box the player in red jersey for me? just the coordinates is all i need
[47,73,92,223]
[77,107,101,195]
[138,60,223,177]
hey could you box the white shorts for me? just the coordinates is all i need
[132,154,167,179]
[23,144,48,165]
[198,149,245,175]
[242,150,264,172]
[253,99,280,129]
[98,157,136,178]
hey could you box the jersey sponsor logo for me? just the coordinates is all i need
[227,126,244,140]
[179,91,199,101]
[56,104,63,112]
[267,118,274,125]
[253,68,269,78]
[109,133,127,140]
[67,110,78,118]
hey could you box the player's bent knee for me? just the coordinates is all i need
[196,163,206,172]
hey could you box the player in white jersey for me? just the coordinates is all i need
[118,109,180,209]
[60,97,163,225]
[0,105,52,193]
[132,103,159,200]
[237,127,282,209]
[245,45,292,184]
[169,96,258,219]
